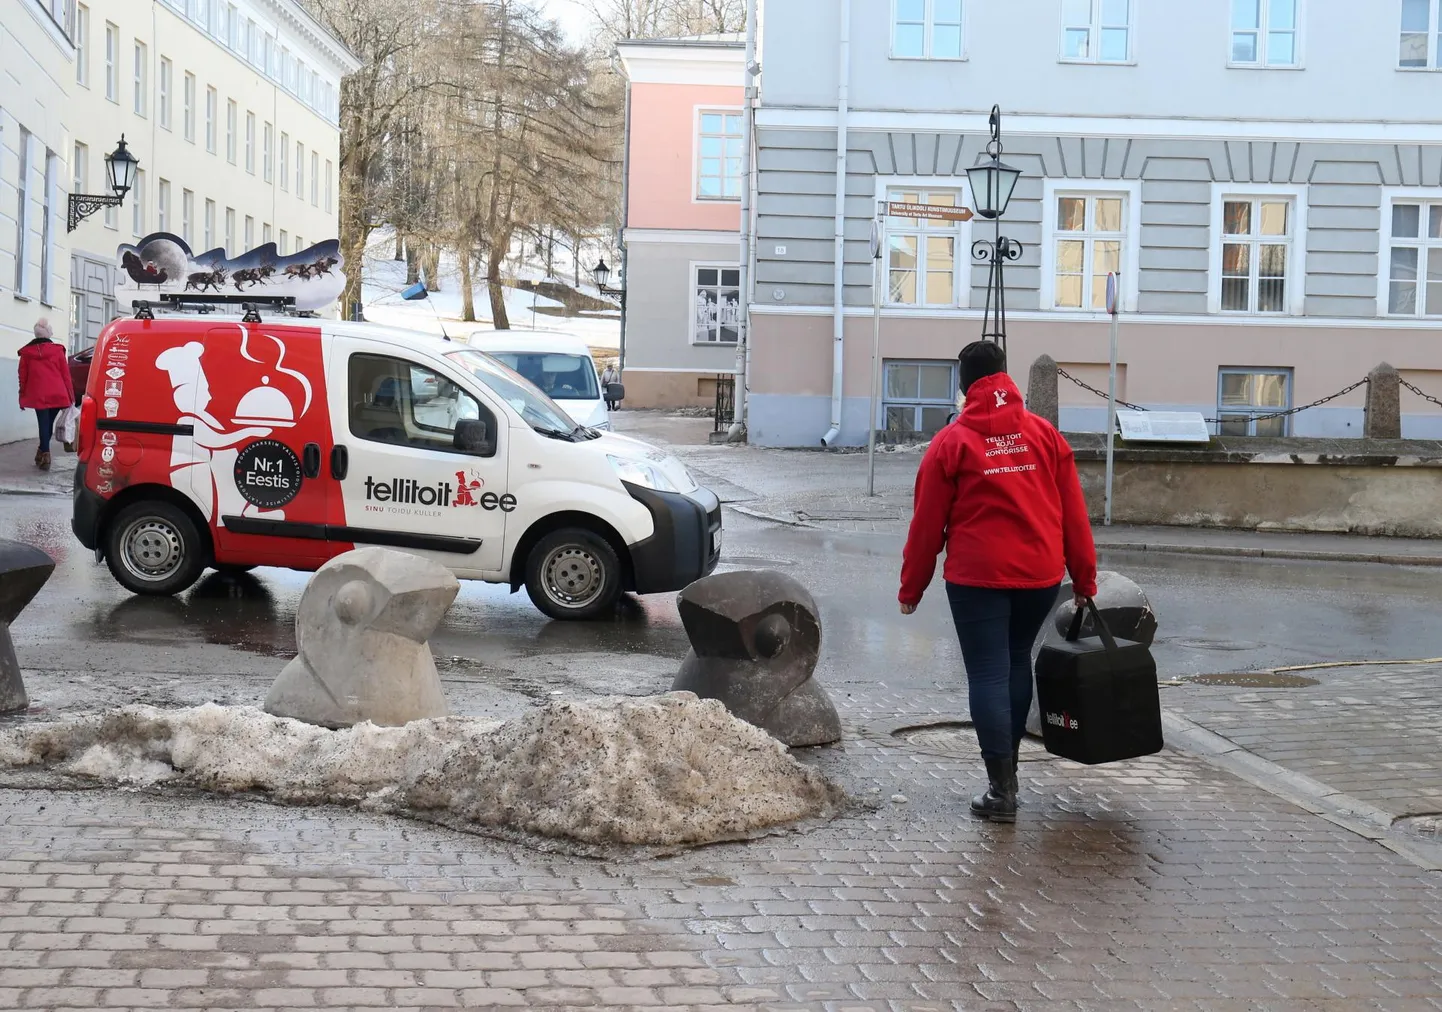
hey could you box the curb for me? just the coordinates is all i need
[1098,540,1442,568]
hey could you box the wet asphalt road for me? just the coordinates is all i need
[7,489,1442,722]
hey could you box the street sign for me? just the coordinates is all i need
[886,201,974,222]
[1116,410,1211,444]
[869,217,882,260]
[1105,271,1118,316]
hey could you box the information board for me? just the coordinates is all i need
[1115,410,1211,443]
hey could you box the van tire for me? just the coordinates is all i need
[524,528,622,621]
[105,500,207,597]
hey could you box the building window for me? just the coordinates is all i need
[224,206,235,251]
[158,179,170,233]
[886,188,966,307]
[883,360,958,439]
[41,152,56,305]
[295,142,304,195]
[132,169,146,237]
[693,266,741,344]
[263,122,273,182]
[1386,201,1442,315]
[280,133,289,190]
[277,228,286,252]
[1050,192,1126,310]
[244,215,254,249]
[696,110,742,200]
[893,0,963,59]
[311,152,319,205]
[182,189,193,244]
[295,234,303,251]
[183,73,196,142]
[227,3,238,50]
[75,4,89,86]
[133,41,148,117]
[244,112,255,173]
[204,198,215,249]
[226,100,237,164]
[104,22,117,101]
[73,141,88,195]
[205,88,217,153]
[324,159,333,212]
[158,57,172,129]
[1061,0,1131,62]
[1401,0,1442,67]
[13,130,30,293]
[1219,196,1293,313]
[1217,368,1291,436]
[1230,0,1298,66]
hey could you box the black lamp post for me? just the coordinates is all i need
[966,107,1023,355]
[592,258,625,305]
[68,135,140,232]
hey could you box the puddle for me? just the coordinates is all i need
[718,556,796,568]
[1183,672,1320,688]
[891,720,1050,760]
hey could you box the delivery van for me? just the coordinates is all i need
[464,331,616,431]
[71,302,721,620]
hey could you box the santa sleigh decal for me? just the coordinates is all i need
[115,232,345,312]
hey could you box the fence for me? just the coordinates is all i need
[713,375,735,434]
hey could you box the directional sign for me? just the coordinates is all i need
[886,201,974,222]
[1116,410,1211,444]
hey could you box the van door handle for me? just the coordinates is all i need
[302,442,321,478]
[330,445,348,480]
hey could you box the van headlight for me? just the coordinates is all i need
[609,455,678,492]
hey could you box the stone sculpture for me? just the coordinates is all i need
[0,541,56,713]
[264,547,457,728]
[672,570,842,747]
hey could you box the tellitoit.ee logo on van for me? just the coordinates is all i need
[363,475,516,512]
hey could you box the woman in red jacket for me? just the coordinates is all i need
[899,340,1097,823]
[18,319,76,471]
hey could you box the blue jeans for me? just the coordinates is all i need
[35,407,59,454]
[946,582,1062,761]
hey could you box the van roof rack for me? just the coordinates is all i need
[132,294,315,322]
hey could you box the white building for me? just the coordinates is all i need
[2,0,75,439]
[67,0,358,352]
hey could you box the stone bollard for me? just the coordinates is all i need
[1025,571,1156,737]
[672,570,842,747]
[0,542,56,714]
[1364,363,1402,440]
[265,548,457,728]
[1027,354,1060,429]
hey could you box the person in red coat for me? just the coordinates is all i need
[898,340,1097,823]
[18,319,75,471]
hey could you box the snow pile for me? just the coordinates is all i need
[0,694,842,846]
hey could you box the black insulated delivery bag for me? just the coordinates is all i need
[1034,598,1163,765]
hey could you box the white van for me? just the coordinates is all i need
[72,309,720,621]
[465,331,617,431]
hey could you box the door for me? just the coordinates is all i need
[328,341,509,575]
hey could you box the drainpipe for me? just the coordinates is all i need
[726,0,759,442]
[820,0,851,447]
[617,56,633,372]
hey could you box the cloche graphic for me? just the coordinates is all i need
[234,379,297,428]
[114,232,345,312]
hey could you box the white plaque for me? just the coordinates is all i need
[1115,410,1211,443]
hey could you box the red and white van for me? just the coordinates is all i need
[71,307,721,620]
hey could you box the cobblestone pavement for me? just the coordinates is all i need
[6,685,1442,1011]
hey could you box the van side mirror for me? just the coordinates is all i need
[606,382,625,404]
[454,418,495,457]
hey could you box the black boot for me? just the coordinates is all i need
[1011,743,1022,806]
[970,756,1017,823]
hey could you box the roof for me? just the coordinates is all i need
[616,33,744,48]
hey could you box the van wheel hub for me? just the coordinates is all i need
[120,519,184,581]
[541,545,603,608]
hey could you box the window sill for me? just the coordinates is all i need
[1397,65,1442,72]
[1058,58,1136,66]
[1225,62,1304,71]
[13,294,31,303]
[694,196,742,204]
[691,340,740,347]
[888,55,968,62]
[885,303,966,311]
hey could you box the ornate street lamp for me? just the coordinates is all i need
[68,135,140,232]
[966,107,1023,354]
[592,258,625,304]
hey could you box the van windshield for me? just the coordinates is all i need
[485,351,599,401]
[444,349,584,439]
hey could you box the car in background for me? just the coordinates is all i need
[464,331,618,431]
[68,347,93,407]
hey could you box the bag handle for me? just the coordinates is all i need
[1064,596,1120,652]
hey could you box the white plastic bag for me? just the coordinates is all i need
[57,405,79,447]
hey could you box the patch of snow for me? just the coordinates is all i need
[0,694,842,847]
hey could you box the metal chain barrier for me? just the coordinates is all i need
[1054,367,1369,426]
[1401,377,1442,410]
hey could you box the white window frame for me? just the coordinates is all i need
[324,159,333,212]
[226,100,237,164]
[295,141,304,195]
[244,111,255,174]
[277,227,286,252]
[690,262,743,345]
[14,129,30,295]
[157,178,170,233]
[75,4,89,86]
[311,151,319,205]
[158,57,172,129]
[1399,0,1442,69]
[263,122,273,182]
[880,359,960,437]
[1059,0,1134,64]
[183,72,196,142]
[244,214,254,249]
[132,169,145,237]
[181,188,193,245]
[280,132,289,190]
[205,87,217,153]
[204,198,215,250]
[1206,183,1308,316]
[1040,180,1142,314]
[224,206,235,252]
[104,22,117,102]
[875,176,976,310]
[1379,187,1442,317]
[1228,0,1303,69]
[41,151,57,305]
[73,141,87,195]
[1217,367,1293,436]
[692,106,743,203]
[133,41,148,117]
[890,0,966,61]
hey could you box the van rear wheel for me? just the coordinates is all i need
[524,528,622,621]
[106,500,206,597]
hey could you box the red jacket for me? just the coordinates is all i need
[18,340,75,411]
[899,372,1098,606]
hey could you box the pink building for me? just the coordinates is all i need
[616,36,744,408]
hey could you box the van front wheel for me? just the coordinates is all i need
[524,528,622,621]
[106,501,206,597]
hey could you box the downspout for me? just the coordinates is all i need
[617,59,633,372]
[820,0,851,447]
[726,0,759,442]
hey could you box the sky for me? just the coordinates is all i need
[539,0,594,45]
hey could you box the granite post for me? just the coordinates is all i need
[1365,362,1402,440]
[1028,354,1060,429]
